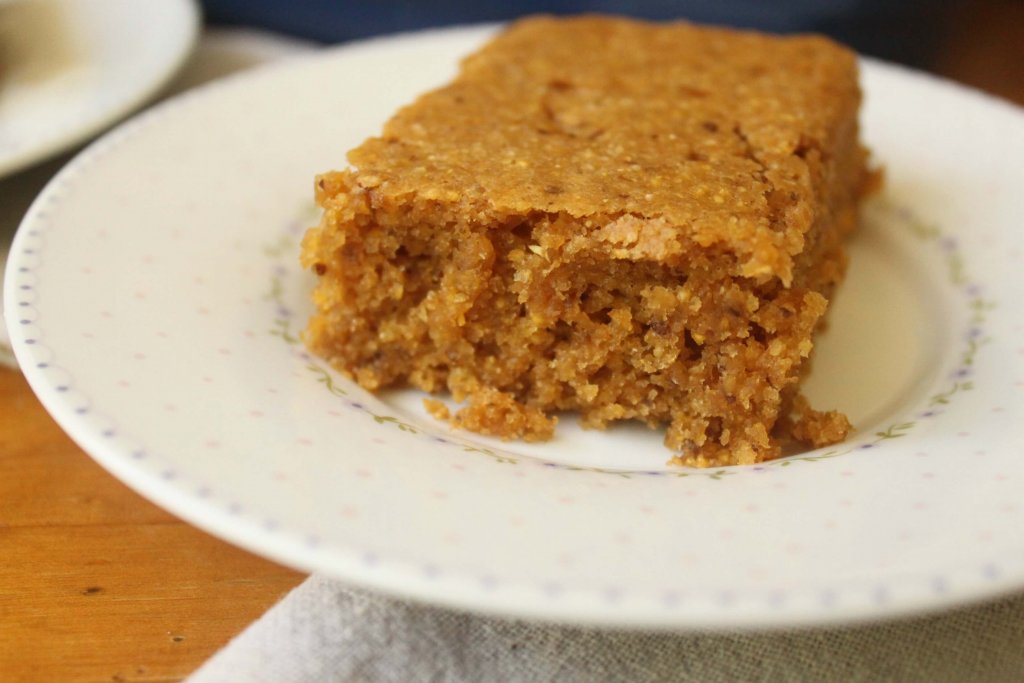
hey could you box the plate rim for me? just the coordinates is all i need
[5,23,1024,630]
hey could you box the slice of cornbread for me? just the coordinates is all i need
[301,15,870,466]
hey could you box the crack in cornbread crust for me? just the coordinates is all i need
[301,16,868,466]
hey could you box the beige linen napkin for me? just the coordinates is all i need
[189,574,1024,682]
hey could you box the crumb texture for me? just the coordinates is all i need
[302,15,869,466]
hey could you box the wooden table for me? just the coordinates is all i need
[2,5,1022,681]
[0,367,304,682]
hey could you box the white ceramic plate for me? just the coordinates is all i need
[6,26,1024,629]
[0,0,199,178]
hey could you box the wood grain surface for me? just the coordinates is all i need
[0,368,304,682]
[1,5,1022,681]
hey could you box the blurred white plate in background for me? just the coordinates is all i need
[0,0,199,178]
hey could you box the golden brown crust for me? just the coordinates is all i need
[347,15,862,284]
[301,15,867,465]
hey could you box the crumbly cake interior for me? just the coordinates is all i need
[301,16,871,466]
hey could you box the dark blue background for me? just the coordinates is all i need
[200,0,958,68]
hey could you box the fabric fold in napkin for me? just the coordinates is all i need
[187,574,1024,683]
